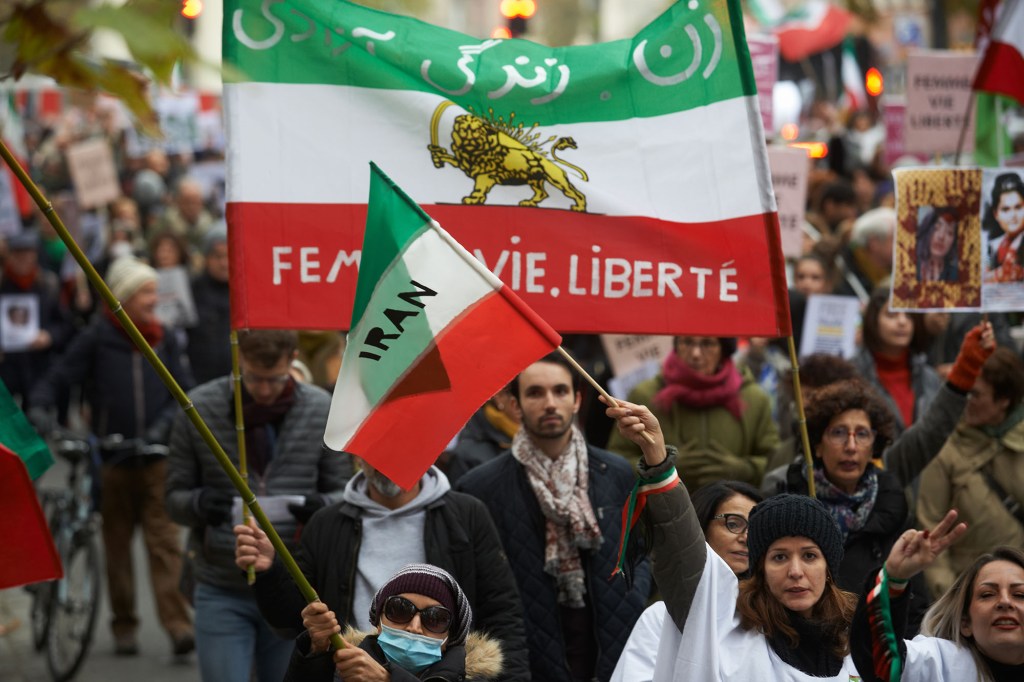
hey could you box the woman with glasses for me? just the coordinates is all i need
[286,563,502,681]
[607,336,779,490]
[611,481,764,681]
[916,348,1024,601]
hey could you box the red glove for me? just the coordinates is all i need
[946,324,995,392]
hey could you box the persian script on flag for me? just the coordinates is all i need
[223,0,790,336]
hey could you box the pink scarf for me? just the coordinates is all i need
[653,352,745,421]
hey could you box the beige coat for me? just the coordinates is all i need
[917,417,1024,599]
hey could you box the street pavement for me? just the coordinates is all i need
[0,458,200,682]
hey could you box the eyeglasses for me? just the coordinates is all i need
[240,372,291,388]
[383,595,452,634]
[713,513,749,535]
[678,338,720,353]
[824,426,876,446]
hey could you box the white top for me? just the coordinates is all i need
[610,601,666,682]
[651,547,862,681]
[901,635,980,682]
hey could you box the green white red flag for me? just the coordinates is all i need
[324,164,560,489]
[223,0,790,336]
[973,0,1024,106]
[0,444,62,588]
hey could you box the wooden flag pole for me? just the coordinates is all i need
[556,346,656,445]
[786,336,816,499]
[0,140,346,651]
[230,331,256,586]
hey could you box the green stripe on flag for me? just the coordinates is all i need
[351,163,434,328]
[0,378,53,480]
[224,0,755,125]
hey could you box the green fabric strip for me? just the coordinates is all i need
[224,0,754,125]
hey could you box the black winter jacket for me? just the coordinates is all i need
[30,315,191,443]
[186,272,232,384]
[456,446,653,682]
[250,490,530,682]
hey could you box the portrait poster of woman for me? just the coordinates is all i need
[981,169,1024,310]
[891,168,982,311]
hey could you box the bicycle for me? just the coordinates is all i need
[29,431,103,682]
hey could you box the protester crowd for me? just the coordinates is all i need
[3,88,1024,681]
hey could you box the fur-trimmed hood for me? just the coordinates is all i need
[342,626,503,680]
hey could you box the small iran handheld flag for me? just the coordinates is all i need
[324,164,561,489]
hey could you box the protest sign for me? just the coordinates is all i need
[65,138,120,209]
[882,96,927,167]
[905,50,979,156]
[891,167,985,311]
[767,146,808,259]
[0,294,40,352]
[748,34,779,135]
[798,294,860,359]
[155,266,199,328]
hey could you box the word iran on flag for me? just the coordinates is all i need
[325,164,560,490]
[224,0,790,336]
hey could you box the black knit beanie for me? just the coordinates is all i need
[746,494,843,577]
[369,564,473,645]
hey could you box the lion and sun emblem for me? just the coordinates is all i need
[427,101,589,212]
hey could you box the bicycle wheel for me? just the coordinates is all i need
[46,533,102,682]
[29,580,53,651]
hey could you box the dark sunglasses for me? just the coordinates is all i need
[713,513,749,535]
[383,595,452,634]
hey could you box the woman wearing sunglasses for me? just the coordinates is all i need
[284,564,502,681]
[612,481,764,681]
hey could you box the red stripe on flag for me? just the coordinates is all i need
[974,40,1024,106]
[344,290,559,490]
[227,202,790,337]
[0,444,62,588]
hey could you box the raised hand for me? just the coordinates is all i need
[600,395,667,467]
[885,509,968,582]
[302,601,341,654]
[233,517,275,573]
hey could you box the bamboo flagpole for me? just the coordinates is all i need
[787,337,816,499]
[0,141,346,650]
[230,330,256,586]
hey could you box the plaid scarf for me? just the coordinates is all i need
[512,427,602,607]
[811,463,879,543]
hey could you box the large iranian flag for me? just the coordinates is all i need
[325,164,560,489]
[224,0,790,336]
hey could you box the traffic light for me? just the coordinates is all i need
[500,0,536,38]
[181,0,203,19]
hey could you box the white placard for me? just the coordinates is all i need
[65,138,121,209]
[0,294,40,351]
[905,50,979,155]
[799,295,861,359]
[768,146,809,259]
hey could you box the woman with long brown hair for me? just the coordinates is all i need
[605,398,859,680]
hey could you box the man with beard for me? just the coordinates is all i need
[456,353,652,682]
[166,329,352,682]
[233,456,531,681]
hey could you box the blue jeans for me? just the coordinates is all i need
[194,582,293,682]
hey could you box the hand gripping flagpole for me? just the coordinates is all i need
[0,140,346,651]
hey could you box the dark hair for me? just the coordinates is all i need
[862,285,929,356]
[794,254,835,292]
[804,379,895,457]
[737,565,856,660]
[820,180,856,210]
[508,351,581,401]
[915,206,960,281]
[798,354,859,391]
[980,347,1024,411]
[691,481,764,535]
[237,329,298,368]
[147,229,189,268]
[672,336,738,360]
[983,172,1024,269]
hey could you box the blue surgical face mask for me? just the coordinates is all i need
[377,624,446,673]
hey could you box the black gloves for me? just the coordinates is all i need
[197,489,234,527]
[288,495,327,524]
